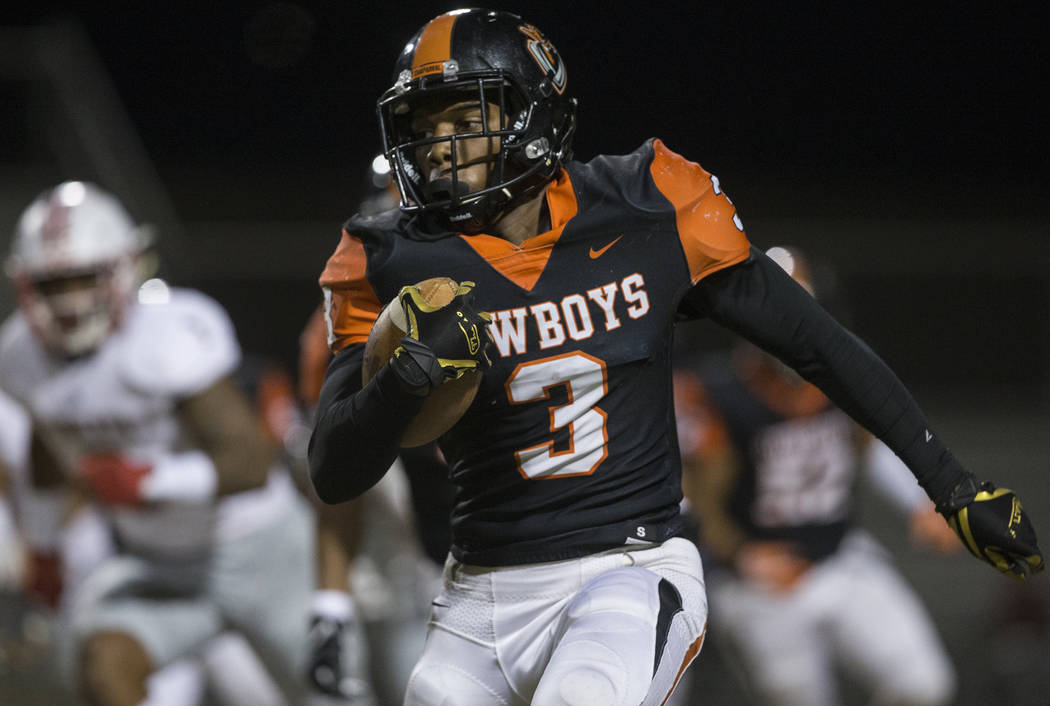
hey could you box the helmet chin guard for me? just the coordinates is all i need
[378,9,576,236]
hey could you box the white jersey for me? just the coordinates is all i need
[0,286,287,556]
[0,387,30,485]
[0,388,30,588]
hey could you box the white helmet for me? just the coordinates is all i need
[6,181,151,357]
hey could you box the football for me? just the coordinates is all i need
[362,277,482,447]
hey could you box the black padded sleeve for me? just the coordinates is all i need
[308,343,425,503]
[399,443,455,565]
[681,247,971,506]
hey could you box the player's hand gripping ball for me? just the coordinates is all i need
[939,477,1044,580]
[363,277,490,447]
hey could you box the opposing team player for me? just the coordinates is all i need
[0,390,27,597]
[309,9,1043,705]
[675,246,958,705]
[0,181,342,705]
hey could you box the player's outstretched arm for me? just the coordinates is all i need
[686,247,1043,579]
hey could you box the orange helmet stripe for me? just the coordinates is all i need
[412,12,457,78]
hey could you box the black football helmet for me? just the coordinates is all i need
[377,8,577,235]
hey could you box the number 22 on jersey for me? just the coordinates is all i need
[505,352,608,479]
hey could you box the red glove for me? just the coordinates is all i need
[77,453,151,506]
[25,550,63,610]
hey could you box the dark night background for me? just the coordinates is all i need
[4,2,1048,393]
[2,2,1049,704]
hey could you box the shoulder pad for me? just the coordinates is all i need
[120,287,240,398]
[345,208,445,246]
[564,139,665,217]
[0,313,28,362]
[573,139,656,180]
[0,315,41,401]
[0,387,30,475]
[343,208,405,244]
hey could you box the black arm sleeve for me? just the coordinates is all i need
[682,247,971,506]
[399,443,455,565]
[307,344,426,504]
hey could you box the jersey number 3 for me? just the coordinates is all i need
[506,352,608,479]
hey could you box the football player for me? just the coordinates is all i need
[308,9,1043,706]
[246,353,377,703]
[0,390,28,597]
[675,246,958,705]
[0,182,342,705]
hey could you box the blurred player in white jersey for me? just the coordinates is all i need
[0,181,363,705]
[0,389,29,598]
[674,246,959,706]
[243,354,376,704]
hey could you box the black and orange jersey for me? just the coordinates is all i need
[319,139,749,565]
[312,139,970,566]
[677,356,862,561]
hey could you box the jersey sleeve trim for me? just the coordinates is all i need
[318,230,382,354]
[649,139,751,284]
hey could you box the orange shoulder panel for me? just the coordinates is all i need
[649,139,751,284]
[318,230,382,354]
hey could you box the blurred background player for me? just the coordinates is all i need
[3,326,296,706]
[0,181,366,705]
[674,245,959,706]
[290,157,453,703]
[0,384,140,703]
[241,352,376,704]
[0,389,28,602]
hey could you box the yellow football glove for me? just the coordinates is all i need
[939,478,1044,580]
[391,281,491,390]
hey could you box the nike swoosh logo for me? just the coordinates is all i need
[589,235,623,259]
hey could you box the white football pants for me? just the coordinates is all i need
[404,537,707,706]
[708,530,956,706]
